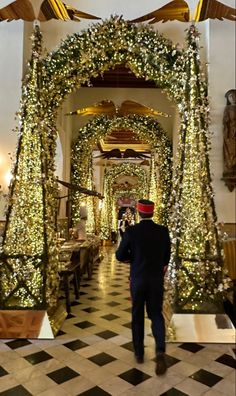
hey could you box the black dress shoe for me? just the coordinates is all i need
[135,355,144,363]
[155,352,167,375]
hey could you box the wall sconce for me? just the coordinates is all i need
[0,171,12,195]
[4,170,12,187]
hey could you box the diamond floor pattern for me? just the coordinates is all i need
[0,246,235,395]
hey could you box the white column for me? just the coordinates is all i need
[208,9,236,222]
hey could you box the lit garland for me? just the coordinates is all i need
[100,163,148,239]
[166,25,231,312]
[71,114,172,228]
[41,16,184,109]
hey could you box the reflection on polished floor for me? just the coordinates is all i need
[0,246,235,396]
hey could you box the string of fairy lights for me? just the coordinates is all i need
[41,17,184,110]
[0,17,231,313]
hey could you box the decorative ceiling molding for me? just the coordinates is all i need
[194,0,236,22]
[130,0,236,24]
[94,148,150,159]
[130,0,190,24]
[1,0,235,23]
[0,0,100,22]
[70,99,168,153]
[67,99,170,118]
[99,129,151,153]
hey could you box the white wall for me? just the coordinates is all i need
[208,4,236,222]
[0,21,24,219]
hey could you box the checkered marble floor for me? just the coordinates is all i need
[0,246,235,396]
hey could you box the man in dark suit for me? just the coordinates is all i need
[116,199,171,375]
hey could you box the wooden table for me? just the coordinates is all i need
[58,238,101,313]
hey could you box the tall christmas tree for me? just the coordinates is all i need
[0,25,59,312]
[169,25,230,313]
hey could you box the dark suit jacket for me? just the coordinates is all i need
[116,219,171,281]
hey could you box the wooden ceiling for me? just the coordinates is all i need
[83,65,157,89]
[99,129,151,153]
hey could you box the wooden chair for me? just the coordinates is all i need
[59,250,80,314]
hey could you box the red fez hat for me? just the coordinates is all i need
[137,199,154,213]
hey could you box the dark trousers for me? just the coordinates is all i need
[130,277,165,357]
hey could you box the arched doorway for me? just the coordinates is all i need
[99,163,148,239]
[71,114,172,236]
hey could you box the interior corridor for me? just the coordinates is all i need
[0,246,235,396]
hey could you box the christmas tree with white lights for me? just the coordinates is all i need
[169,25,230,313]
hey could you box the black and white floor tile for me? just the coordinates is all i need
[0,246,235,395]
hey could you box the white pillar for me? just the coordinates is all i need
[208,10,236,222]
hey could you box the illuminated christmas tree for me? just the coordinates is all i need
[0,26,59,311]
[169,25,230,313]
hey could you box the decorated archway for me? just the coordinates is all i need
[100,163,148,239]
[71,114,172,233]
[0,18,228,317]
